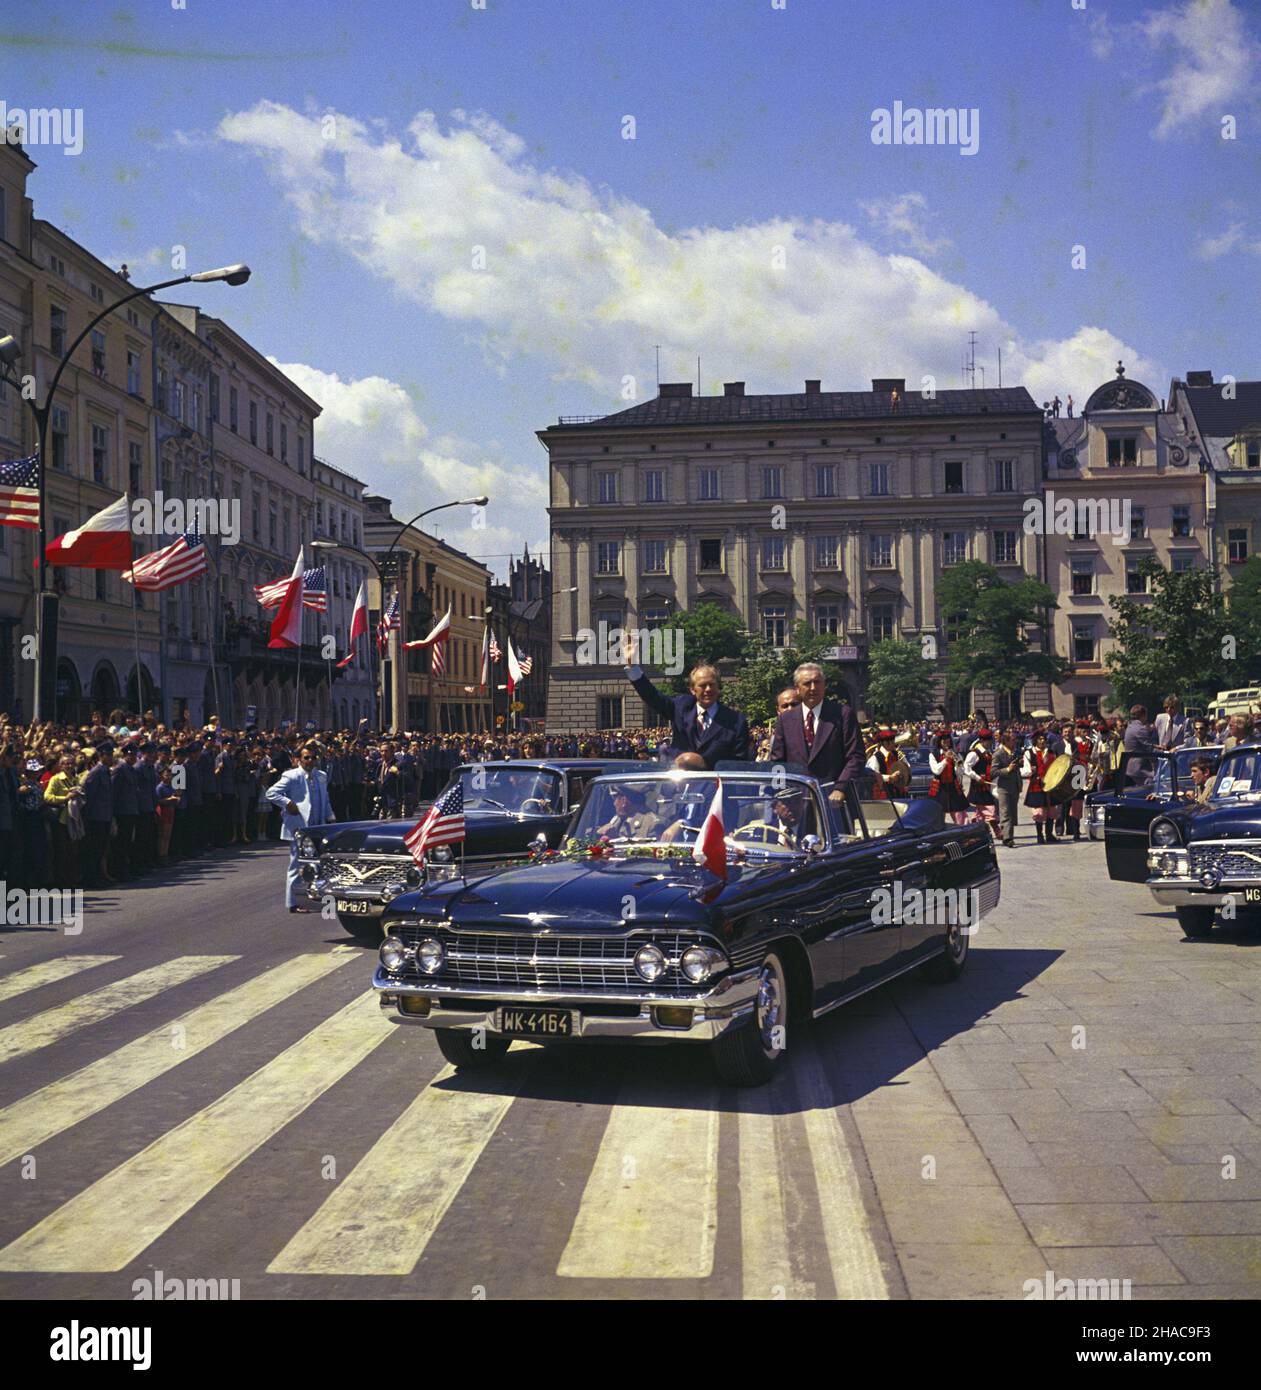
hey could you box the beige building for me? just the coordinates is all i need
[363,495,492,733]
[540,377,1050,730]
[1045,365,1209,718]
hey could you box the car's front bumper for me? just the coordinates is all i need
[1147,878,1261,908]
[372,965,762,1043]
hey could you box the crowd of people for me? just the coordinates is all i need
[0,682,1254,893]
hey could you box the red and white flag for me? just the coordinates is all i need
[336,579,369,669]
[693,782,727,880]
[404,605,452,675]
[44,494,133,570]
[506,637,531,694]
[268,548,305,650]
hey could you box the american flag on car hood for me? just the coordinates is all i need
[404,779,464,865]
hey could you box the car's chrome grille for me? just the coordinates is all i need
[319,856,407,888]
[391,925,719,993]
[1188,844,1261,880]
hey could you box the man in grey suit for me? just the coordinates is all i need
[266,743,336,911]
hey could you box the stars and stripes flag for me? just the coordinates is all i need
[121,525,208,591]
[506,637,533,694]
[376,592,400,652]
[404,779,464,865]
[488,635,502,662]
[0,455,40,530]
[254,567,326,611]
[404,605,452,676]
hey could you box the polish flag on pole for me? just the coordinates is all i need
[479,624,489,690]
[403,606,452,679]
[693,782,727,880]
[506,636,526,695]
[268,547,305,649]
[44,493,133,569]
[336,578,369,668]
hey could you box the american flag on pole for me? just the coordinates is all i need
[377,592,400,652]
[404,605,452,675]
[0,455,40,530]
[488,635,502,661]
[121,525,208,591]
[255,567,326,611]
[404,779,464,865]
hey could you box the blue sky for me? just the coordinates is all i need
[6,0,1259,575]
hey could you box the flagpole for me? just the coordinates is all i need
[127,498,144,716]
[294,597,303,729]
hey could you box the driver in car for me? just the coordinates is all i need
[597,785,662,840]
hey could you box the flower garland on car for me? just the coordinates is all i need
[526,836,698,863]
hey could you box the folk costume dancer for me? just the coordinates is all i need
[962,728,999,838]
[1022,733,1056,844]
[927,729,969,825]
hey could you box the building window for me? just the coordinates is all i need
[642,539,668,573]
[51,407,70,471]
[698,467,720,500]
[266,413,274,456]
[209,374,219,422]
[597,471,618,504]
[249,400,258,446]
[1171,505,1191,538]
[762,466,783,499]
[993,458,1015,492]
[1073,624,1095,663]
[127,350,142,396]
[816,464,836,497]
[814,603,841,635]
[993,530,1017,564]
[942,532,968,566]
[1130,507,1146,540]
[943,460,964,494]
[90,330,107,378]
[268,502,277,549]
[869,462,889,496]
[283,511,291,556]
[641,606,669,630]
[644,469,665,502]
[699,538,723,571]
[814,534,839,569]
[252,494,261,541]
[50,304,67,356]
[128,440,142,495]
[761,536,786,570]
[870,603,894,641]
[91,424,109,485]
[1125,561,1147,594]
[1071,557,1094,596]
[298,437,305,475]
[1107,435,1138,467]
[598,696,623,730]
[280,423,288,464]
[1228,528,1249,563]
[595,607,622,633]
[89,281,104,304]
[1073,509,1094,541]
[868,533,892,567]
[762,605,788,646]
[229,387,238,433]
[191,388,202,435]
[172,378,186,423]
[596,540,621,575]
[95,571,107,602]
[1247,439,1260,469]
[1074,694,1101,718]
[1171,551,1197,572]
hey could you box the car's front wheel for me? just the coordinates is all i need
[338,912,384,942]
[434,1029,512,1070]
[1176,906,1215,939]
[711,950,789,1087]
[923,915,970,982]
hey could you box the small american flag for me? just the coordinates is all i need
[518,653,534,675]
[0,455,40,530]
[488,635,502,661]
[377,592,400,651]
[254,567,326,610]
[122,525,207,591]
[430,634,447,677]
[404,779,464,865]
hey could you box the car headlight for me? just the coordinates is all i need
[379,935,412,972]
[297,833,317,858]
[634,943,667,983]
[1090,804,1107,823]
[1147,848,1188,877]
[1150,819,1181,847]
[380,882,406,902]
[428,846,454,864]
[680,945,726,983]
[416,938,445,975]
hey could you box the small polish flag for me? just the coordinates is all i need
[693,781,727,880]
[44,493,133,570]
[268,547,305,650]
[336,579,370,668]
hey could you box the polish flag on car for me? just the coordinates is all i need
[693,781,727,880]
[44,493,133,569]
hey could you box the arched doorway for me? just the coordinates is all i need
[126,662,156,714]
[90,661,120,715]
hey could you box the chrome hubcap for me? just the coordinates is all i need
[756,959,784,1054]
[948,921,966,959]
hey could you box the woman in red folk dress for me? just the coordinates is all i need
[1022,730,1056,845]
[927,729,969,824]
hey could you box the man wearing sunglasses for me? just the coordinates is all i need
[266,742,336,912]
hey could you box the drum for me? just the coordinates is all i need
[1043,753,1075,805]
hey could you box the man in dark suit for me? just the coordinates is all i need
[624,643,750,769]
[769,662,864,802]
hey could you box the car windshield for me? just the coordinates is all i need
[1152,748,1221,798]
[1210,748,1261,800]
[571,775,820,852]
[447,767,563,815]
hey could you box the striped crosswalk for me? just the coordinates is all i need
[0,948,894,1294]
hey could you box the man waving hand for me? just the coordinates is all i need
[624,634,750,769]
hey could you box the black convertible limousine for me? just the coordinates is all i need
[373,766,1001,1086]
[294,759,642,938]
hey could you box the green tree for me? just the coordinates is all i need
[1105,557,1238,710]
[659,603,747,693]
[937,560,1067,705]
[722,623,844,725]
[865,639,938,721]
[1225,555,1261,680]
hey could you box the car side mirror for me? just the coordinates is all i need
[801,833,821,854]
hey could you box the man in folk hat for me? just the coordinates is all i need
[864,727,901,799]
[1058,718,1095,841]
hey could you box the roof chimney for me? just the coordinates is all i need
[723,381,745,397]
[871,377,906,394]
[658,382,693,398]
[804,379,821,395]
[1185,370,1214,388]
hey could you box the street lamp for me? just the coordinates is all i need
[0,263,252,722]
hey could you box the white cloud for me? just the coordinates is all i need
[219,101,1158,419]
[859,192,951,256]
[1193,220,1261,258]
[271,359,546,578]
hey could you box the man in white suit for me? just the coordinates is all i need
[266,742,336,912]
